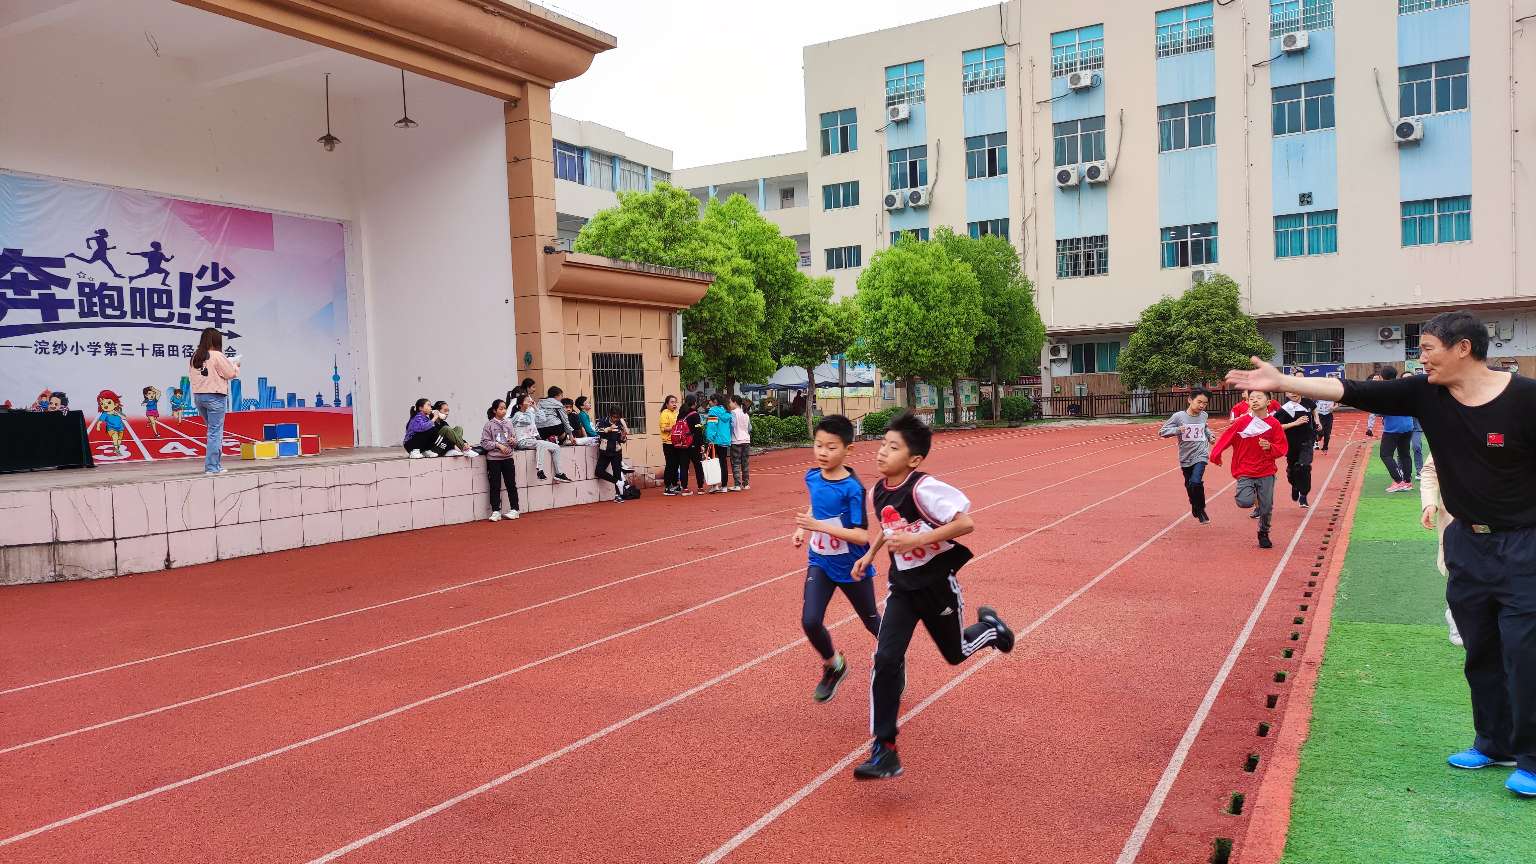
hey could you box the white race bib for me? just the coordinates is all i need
[886,522,953,571]
[809,531,850,556]
[1281,401,1304,415]
[1239,416,1271,438]
[1180,423,1207,442]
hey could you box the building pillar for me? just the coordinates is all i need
[707,184,716,201]
[611,155,620,190]
[757,178,766,210]
[580,147,590,186]
[645,165,653,191]
[506,86,567,400]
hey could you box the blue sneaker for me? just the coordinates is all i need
[1448,748,1517,770]
[1507,770,1536,797]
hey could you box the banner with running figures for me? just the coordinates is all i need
[0,171,354,465]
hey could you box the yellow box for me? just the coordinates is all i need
[241,441,279,460]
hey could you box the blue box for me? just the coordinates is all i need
[262,424,279,441]
[277,438,301,457]
[272,422,300,439]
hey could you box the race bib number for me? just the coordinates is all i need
[808,531,847,556]
[886,523,953,571]
[1239,416,1271,438]
[1180,423,1207,442]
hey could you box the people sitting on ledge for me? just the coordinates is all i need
[536,386,572,443]
[404,398,452,458]
[512,393,572,483]
[429,400,476,458]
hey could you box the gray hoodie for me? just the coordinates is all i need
[1159,410,1212,467]
[535,397,572,434]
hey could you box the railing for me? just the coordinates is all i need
[1035,390,1248,420]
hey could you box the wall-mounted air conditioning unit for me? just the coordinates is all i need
[1378,325,1404,341]
[883,192,906,211]
[1394,118,1424,144]
[887,103,911,123]
[1083,161,1108,184]
[1281,31,1309,53]
[905,186,931,207]
[1055,166,1080,188]
[1048,342,1070,360]
[1067,70,1097,91]
[1190,266,1215,285]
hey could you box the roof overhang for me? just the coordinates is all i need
[548,252,713,310]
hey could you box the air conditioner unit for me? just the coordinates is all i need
[1190,266,1215,285]
[1394,117,1425,144]
[1055,165,1080,188]
[1082,161,1108,184]
[1281,31,1309,53]
[887,103,911,123]
[1048,342,1070,360]
[883,191,906,211]
[906,186,931,207]
[1066,70,1096,91]
[1378,325,1404,341]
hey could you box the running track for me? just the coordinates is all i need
[0,420,1367,863]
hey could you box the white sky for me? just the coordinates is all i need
[546,0,1000,169]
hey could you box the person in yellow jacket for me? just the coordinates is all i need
[1419,452,1463,647]
[659,395,681,495]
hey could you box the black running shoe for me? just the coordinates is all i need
[813,654,847,702]
[1298,495,1309,508]
[978,605,1015,653]
[1197,512,1211,524]
[537,470,548,481]
[554,473,574,483]
[1250,508,1261,519]
[1258,532,1274,549]
[852,740,902,780]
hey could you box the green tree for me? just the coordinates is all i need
[933,229,1045,422]
[854,236,984,413]
[780,276,858,437]
[1116,273,1275,391]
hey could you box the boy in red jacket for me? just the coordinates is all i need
[1212,389,1289,549]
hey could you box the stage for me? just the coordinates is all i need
[0,444,622,585]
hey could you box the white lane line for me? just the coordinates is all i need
[0,429,1148,698]
[695,478,1242,864]
[0,448,1170,848]
[305,465,1199,864]
[2,444,1159,754]
[1112,442,1358,864]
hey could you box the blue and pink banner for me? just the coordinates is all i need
[0,171,353,464]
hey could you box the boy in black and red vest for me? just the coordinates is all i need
[849,412,1015,780]
[1211,389,1289,549]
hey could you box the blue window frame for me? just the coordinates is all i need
[1057,236,1109,278]
[890,228,930,245]
[553,140,584,184]
[1156,3,1214,58]
[1161,223,1218,268]
[1071,341,1120,374]
[968,219,1009,240]
[1402,196,1471,245]
[1051,24,1104,78]
[1399,58,1469,117]
[962,45,1006,92]
[819,108,858,156]
[822,181,860,210]
[1158,98,1215,152]
[1053,116,1106,166]
[1270,0,1333,37]
[888,146,929,191]
[1272,79,1335,135]
[1275,210,1338,257]
[885,61,926,108]
[965,133,1007,179]
[825,245,863,270]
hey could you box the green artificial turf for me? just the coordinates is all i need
[1281,455,1536,864]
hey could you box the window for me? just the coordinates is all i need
[889,228,931,244]
[1405,322,1423,359]
[1161,223,1218,267]
[1399,58,1469,117]
[1156,3,1214,58]
[780,187,795,207]
[888,146,929,190]
[825,245,863,270]
[963,45,1006,93]
[965,133,1008,179]
[820,108,858,156]
[1051,24,1105,78]
[553,141,584,184]
[1274,210,1338,257]
[1053,116,1106,166]
[968,219,1009,240]
[885,61,926,108]
[1402,196,1471,245]
[1282,328,1344,365]
[590,152,616,191]
[1272,79,1335,135]
[652,169,671,186]
[618,159,647,192]
[1400,0,1467,13]
[1158,99,1216,152]
[1057,235,1109,278]
[822,181,860,210]
[592,353,647,433]
[1270,0,1333,37]
[1071,341,1120,374]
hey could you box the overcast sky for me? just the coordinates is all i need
[546,0,999,169]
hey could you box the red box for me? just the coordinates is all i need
[300,434,321,456]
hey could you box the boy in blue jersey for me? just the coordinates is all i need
[793,414,882,702]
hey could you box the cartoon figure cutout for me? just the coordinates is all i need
[89,389,129,457]
[142,386,164,435]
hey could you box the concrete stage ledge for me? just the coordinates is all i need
[0,445,608,585]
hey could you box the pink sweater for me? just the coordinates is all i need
[189,351,240,395]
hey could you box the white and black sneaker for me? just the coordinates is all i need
[978,605,1015,653]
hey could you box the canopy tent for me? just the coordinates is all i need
[743,363,876,392]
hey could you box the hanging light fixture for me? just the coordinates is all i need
[393,69,418,129]
[317,73,340,152]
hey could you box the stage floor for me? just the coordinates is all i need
[0,447,404,492]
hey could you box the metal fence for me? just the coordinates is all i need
[1035,389,1247,420]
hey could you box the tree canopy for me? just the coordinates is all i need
[1116,273,1275,391]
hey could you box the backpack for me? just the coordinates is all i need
[670,413,694,447]
[621,482,642,500]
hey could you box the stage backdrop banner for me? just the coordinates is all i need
[0,171,352,465]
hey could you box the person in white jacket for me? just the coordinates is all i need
[1419,452,1463,646]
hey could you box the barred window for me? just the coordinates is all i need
[962,45,1006,93]
[592,353,646,433]
[885,61,926,108]
[1156,3,1214,58]
[1051,24,1105,78]
[1400,0,1466,12]
[1057,235,1109,278]
[1282,328,1344,365]
[1270,0,1332,37]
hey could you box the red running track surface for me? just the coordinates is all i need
[0,420,1365,863]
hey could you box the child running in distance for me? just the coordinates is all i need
[1210,390,1289,549]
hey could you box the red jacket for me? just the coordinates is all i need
[1230,400,1281,419]
[1211,413,1288,478]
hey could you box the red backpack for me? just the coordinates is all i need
[670,412,694,447]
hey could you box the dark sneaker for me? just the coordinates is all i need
[1298,495,1309,508]
[852,740,902,780]
[1250,508,1261,519]
[978,605,1015,653]
[1197,512,1211,524]
[813,654,848,702]
[1258,532,1274,549]
[537,470,548,481]
[554,473,574,483]
[1291,487,1299,502]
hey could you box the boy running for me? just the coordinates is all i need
[791,415,881,703]
[849,412,1015,780]
[1159,388,1213,524]
[1211,390,1289,549]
